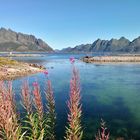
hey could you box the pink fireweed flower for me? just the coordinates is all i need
[44,70,49,75]
[69,57,75,64]
[32,81,38,87]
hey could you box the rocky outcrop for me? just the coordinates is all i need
[0,27,53,52]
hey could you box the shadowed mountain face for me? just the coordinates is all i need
[61,37,140,53]
[0,27,53,52]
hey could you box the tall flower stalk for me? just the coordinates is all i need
[65,58,83,140]
[45,79,56,140]
[21,80,32,114]
[21,80,44,140]
[32,81,45,139]
[32,81,44,122]
[95,119,110,140]
[0,81,23,140]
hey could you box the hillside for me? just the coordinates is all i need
[61,37,140,53]
[0,27,53,52]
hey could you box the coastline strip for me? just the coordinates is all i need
[82,56,140,63]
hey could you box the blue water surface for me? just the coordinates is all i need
[12,53,140,140]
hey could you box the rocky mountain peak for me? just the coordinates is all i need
[61,36,140,53]
[0,27,53,52]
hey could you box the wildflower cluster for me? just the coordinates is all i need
[0,58,110,140]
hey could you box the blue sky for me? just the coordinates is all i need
[0,0,140,49]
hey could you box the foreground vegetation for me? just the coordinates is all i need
[0,58,110,140]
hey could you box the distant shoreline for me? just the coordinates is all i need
[0,52,46,57]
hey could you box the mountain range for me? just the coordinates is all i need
[1,27,140,53]
[0,27,53,52]
[61,37,140,53]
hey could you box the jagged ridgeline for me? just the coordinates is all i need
[61,37,140,53]
[0,27,53,52]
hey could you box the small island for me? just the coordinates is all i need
[0,57,45,80]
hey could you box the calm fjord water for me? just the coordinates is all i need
[13,54,140,140]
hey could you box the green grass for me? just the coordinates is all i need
[0,57,19,66]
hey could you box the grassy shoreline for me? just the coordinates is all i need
[0,57,45,80]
